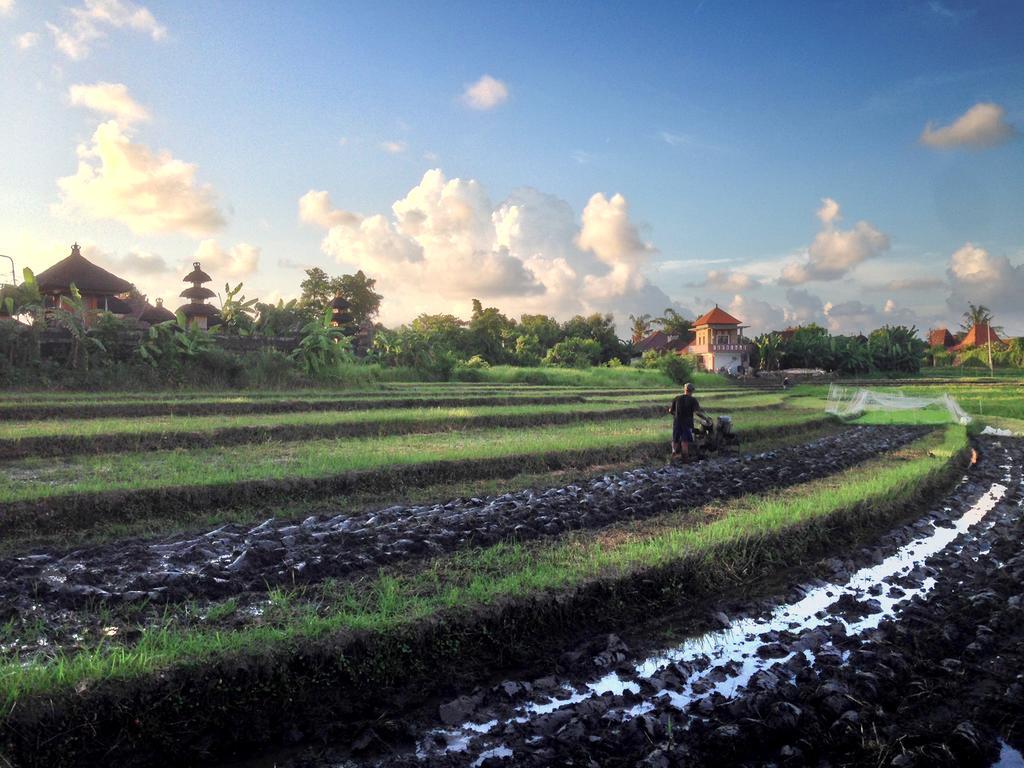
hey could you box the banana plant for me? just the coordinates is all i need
[291,307,351,375]
[49,283,105,369]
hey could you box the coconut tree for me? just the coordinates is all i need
[960,303,1002,374]
[653,308,691,339]
[628,313,653,344]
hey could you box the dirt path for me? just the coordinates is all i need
[270,434,1023,768]
[0,426,923,619]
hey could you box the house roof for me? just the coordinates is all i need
[35,243,134,295]
[183,262,212,284]
[176,302,221,318]
[952,322,1008,351]
[139,301,176,324]
[928,327,955,348]
[635,330,695,353]
[693,306,742,327]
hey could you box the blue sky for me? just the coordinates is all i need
[2,0,1023,334]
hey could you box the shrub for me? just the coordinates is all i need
[658,353,695,384]
[543,337,602,368]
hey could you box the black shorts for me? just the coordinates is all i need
[673,423,694,444]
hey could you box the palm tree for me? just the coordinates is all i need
[628,313,653,344]
[960,302,992,331]
[653,308,691,339]
[961,303,1001,374]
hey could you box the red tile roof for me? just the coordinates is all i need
[928,328,955,348]
[951,323,1007,351]
[693,306,743,327]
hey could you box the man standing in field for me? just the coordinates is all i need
[668,382,710,462]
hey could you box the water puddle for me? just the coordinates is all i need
[419,460,1015,762]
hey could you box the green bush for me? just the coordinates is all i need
[658,353,695,384]
[543,337,602,368]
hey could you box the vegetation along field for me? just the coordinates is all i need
[0,378,1021,768]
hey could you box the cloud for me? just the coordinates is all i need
[783,287,825,325]
[301,169,680,329]
[946,243,1024,331]
[780,198,889,284]
[193,240,260,279]
[727,294,786,335]
[920,102,1016,149]
[69,81,150,124]
[701,269,759,291]
[298,190,361,229]
[822,298,922,334]
[55,119,225,236]
[380,140,407,154]
[46,0,165,60]
[659,131,691,147]
[0,0,13,15]
[886,276,946,290]
[461,74,509,110]
[79,243,171,276]
[15,32,38,50]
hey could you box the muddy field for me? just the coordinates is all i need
[268,434,1021,768]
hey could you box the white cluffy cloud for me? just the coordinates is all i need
[194,240,261,279]
[0,0,13,15]
[47,0,165,60]
[701,269,759,291]
[462,75,509,110]
[15,31,39,49]
[780,198,889,284]
[946,243,1024,331]
[920,102,1016,149]
[56,118,225,237]
[69,81,150,124]
[299,169,678,328]
[380,140,407,155]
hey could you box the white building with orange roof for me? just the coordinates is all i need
[683,305,751,372]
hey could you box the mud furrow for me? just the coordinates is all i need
[0,425,923,612]
[361,435,1023,768]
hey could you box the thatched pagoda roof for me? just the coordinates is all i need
[183,262,212,284]
[139,300,176,324]
[35,244,133,295]
[180,285,216,301]
[176,302,221,318]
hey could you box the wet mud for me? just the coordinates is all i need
[306,435,1023,768]
[0,426,921,617]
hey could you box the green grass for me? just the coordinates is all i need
[0,424,964,708]
[0,410,823,503]
[795,380,1024,421]
[0,392,787,441]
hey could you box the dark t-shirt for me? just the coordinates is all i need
[670,394,700,428]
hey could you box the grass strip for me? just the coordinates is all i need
[0,426,968,766]
[0,401,799,460]
[0,411,825,503]
[0,415,832,538]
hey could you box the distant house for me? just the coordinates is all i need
[34,243,134,323]
[686,306,751,372]
[951,322,1008,352]
[634,329,693,355]
[635,306,751,372]
[928,327,955,349]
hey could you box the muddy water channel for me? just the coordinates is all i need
[261,435,1024,768]
[0,427,921,658]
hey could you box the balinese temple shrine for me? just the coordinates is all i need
[34,243,134,324]
[177,262,221,330]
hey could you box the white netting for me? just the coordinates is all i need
[825,384,972,425]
